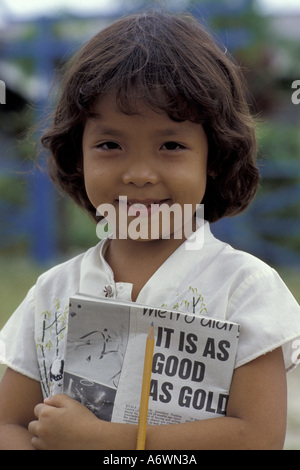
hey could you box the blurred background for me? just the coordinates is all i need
[0,0,299,449]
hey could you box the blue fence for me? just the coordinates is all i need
[0,156,57,262]
[211,160,300,268]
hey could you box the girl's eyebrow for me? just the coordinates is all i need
[154,129,186,137]
[88,125,186,138]
[88,125,126,138]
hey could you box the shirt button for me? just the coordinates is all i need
[103,284,115,298]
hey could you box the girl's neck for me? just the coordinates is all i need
[104,237,185,301]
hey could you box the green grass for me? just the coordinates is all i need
[0,255,46,329]
[277,268,300,304]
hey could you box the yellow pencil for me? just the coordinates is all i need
[136,323,155,450]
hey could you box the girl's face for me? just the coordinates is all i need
[82,93,208,241]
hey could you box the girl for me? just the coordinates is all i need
[1,10,300,450]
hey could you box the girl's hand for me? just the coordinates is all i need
[28,394,102,450]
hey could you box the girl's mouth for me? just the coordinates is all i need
[118,197,171,217]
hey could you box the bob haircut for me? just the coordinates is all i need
[41,10,260,223]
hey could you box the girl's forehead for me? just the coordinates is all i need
[92,92,166,117]
[88,87,203,126]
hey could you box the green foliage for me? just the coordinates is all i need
[258,123,300,162]
[0,177,26,206]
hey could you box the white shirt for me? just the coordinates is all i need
[1,222,300,398]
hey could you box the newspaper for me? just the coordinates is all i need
[64,294,240,425]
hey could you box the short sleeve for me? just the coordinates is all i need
[228,268,300,371]
[0,286,40,381]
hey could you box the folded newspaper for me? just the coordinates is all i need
[64,294,240,425]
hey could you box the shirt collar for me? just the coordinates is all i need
[79,221,214,304]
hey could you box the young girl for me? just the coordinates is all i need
[1,10,300,450]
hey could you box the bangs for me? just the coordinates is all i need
[115,80,204,124]
[76,14,209,124]
[78,55,205,124]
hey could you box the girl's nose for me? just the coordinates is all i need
[121,156,159,187]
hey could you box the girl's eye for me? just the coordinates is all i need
[96,141,121,150]
[161,142,185,151]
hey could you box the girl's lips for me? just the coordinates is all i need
[117,197,171,217]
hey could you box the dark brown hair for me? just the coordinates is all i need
[41,10,259,223]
